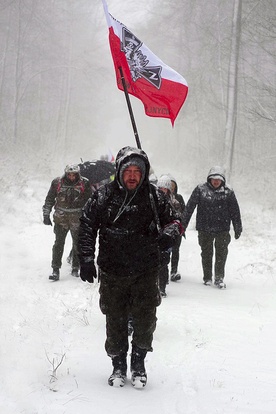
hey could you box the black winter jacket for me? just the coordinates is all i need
[183,181,242,234]
[78,179,176,276]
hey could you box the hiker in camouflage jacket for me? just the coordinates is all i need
[43,164,91,280]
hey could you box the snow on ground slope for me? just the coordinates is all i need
[0,180,275,414]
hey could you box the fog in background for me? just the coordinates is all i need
[1,3,276,411]
[0,0,275,207]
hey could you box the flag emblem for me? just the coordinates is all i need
[122,28,162,89]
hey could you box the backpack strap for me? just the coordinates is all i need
[78,179,85,193]
[56,178,62,193]
[148,182,162,235]
[56,177,85,193]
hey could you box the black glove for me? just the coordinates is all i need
[158,222,180,250]
[43,216,52,226]
[80,262,97,283]
[158,233,173,250]
[235,231,241,240]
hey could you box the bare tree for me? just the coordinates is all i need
[223,0,242,180]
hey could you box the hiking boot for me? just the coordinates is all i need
[214,278,226,289]
[171,273,181,282]
[49,268,60,281]
[131,346,147,388]
[108,355,127,387]
[71,267,79,277]
[160,290,167,298]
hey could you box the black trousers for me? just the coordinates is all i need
[99,268,161,357]
[158,264,169,293]
[170,235,182,274]
[159,249,170,293]
[198,231,231,282]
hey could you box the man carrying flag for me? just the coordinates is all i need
[102,0,188,126]
[78,146,182,388]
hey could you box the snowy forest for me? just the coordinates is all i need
[0,0,275,206]
[1,1,276,413]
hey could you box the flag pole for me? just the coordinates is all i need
[118,66,142,150]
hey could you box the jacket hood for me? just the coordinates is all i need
[115,146,150,189]
[167,173,178,194]
[207,166,226,184]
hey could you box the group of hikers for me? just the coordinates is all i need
[42,146,242,389]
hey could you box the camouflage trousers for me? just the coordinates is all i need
[99,268,161,357]
[198,231,231,281]
[51,222,80,269]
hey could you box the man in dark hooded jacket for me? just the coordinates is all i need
[182,166,242,288]
[78,146,181,388]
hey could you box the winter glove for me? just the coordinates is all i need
[43,215,52,226]
[158,232,175,251]
[235,231,241,240]
[80,262,97,283]
[158,221,182,250]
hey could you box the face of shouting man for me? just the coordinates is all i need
[122,165,142,191]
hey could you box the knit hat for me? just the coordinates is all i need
[167,173,177,184]
[119,156,146,188]
[65,164,80,174]
[157,175,172,192]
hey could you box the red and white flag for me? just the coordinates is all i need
[102,0,188,126]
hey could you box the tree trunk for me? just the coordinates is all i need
[223,0,242,182]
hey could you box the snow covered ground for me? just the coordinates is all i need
[0,179,275,414]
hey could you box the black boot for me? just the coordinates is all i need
[108,354,127,387]
[49,268,60,281]
[170,272,181,282]
[71,267,79,277]
[130,345,147,388]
